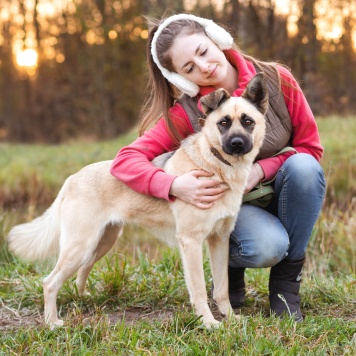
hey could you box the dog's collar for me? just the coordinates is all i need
[210,147,232,167]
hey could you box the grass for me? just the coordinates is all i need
[1,249,355,354]
[0,116,355,354]
[0,130,137,209]
[1,252,355,354]
[319,116,356,206]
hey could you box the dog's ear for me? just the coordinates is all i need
[200,88,231,115]
[241,73,269,115]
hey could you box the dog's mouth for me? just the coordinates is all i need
[222,134,253,156]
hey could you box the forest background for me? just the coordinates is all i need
[1,0,356,143]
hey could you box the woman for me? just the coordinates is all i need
[110,14,326,321]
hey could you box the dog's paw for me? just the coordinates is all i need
[233,313,241,320]
[49,319,64,330]
[78,290,91,297]
[204,318,221,329]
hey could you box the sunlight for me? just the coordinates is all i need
[16,48,38,67]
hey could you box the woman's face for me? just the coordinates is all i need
[169,32,229,89]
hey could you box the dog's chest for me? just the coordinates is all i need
[216,193,242,217]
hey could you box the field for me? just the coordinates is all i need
[0,117,355,354]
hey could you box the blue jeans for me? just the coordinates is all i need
[229,153,326,268]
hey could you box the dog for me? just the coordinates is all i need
[7,73,268,329]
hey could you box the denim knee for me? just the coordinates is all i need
[273,153,326,259]
[229,205,290,268]
[278,153,326,195]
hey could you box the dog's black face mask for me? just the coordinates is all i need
[200,73,268,157]
[219,114,255,156]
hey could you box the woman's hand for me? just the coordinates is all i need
[169,170,228,209]
[244,163,265,193]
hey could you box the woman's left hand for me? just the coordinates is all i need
[244,163,265,193]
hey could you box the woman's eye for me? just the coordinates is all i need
[201,49,207,56]
[187,66,194,73]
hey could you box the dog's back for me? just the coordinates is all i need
[8,159,179,257]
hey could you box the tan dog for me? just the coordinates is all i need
[7,73,268,329]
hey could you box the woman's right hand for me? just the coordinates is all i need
[169,170,228,209]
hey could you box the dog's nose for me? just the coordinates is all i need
[223,134,252,156]
[230,137,244,148]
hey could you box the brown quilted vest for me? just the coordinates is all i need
[178,64,292,160]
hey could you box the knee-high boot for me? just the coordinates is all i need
[211,266,246,308]
[269,256,305,322]
[228,266,246,308]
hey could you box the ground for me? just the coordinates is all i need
[0,305,175,330]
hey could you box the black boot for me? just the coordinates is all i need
[211,266,246,308]
[228,266,246,308]
[269,256,305,322]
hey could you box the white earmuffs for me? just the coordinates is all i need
[150,14,234,97]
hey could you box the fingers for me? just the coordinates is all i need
[191,169,214,178]
[169,170,229,209]
[202,186,228,197]
[244,164,262,193]
[191,170,227,190]
[188,170,228,208]
[193,191,226,209]
[196,201,215,210]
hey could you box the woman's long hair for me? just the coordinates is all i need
[139,17,205,145]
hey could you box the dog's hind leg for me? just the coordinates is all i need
[76,224,121,295]
[43,219,111,328]
[207,231,235,320]
[43,248,86,328]
[177,233,219,328]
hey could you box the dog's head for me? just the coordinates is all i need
[199,73,268,158]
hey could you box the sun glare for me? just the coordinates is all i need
[16,48,38,67]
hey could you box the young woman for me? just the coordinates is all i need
[110,14,326,321]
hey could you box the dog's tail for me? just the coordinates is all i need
[7,179,67,262]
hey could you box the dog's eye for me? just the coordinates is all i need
[218,116,231,128]
[241,114,254,126]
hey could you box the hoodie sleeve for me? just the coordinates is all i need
[110,104,193,201]
[257,65,324,181]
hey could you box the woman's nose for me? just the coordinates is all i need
[196,60,209,72]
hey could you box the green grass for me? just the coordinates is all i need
[0,116,355,354]
[0,130,137,208]
[1,249,355,354]
[318,116,356,206]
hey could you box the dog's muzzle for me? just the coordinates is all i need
[223,134,253,156]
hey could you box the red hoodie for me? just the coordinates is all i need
[110,50,323,201]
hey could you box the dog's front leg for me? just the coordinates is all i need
[207,229,237,320]
[177,233,219,328]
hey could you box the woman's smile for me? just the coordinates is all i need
[207,64,218,78]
